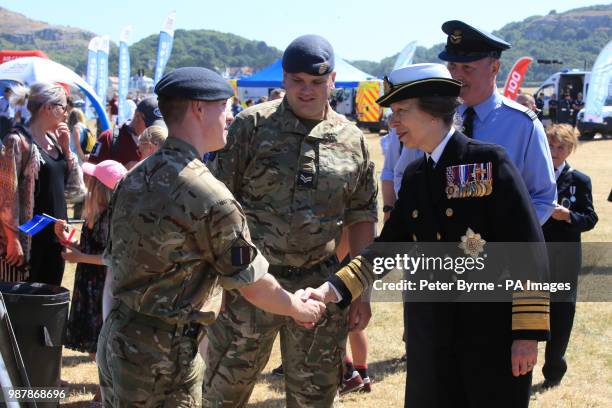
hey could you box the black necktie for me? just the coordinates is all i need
[427,156,436,171]
[463,107,475,138]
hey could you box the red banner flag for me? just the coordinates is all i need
[503,57,533,100]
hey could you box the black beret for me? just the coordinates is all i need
[154,67,234,100]
[282,35,335,76]
[438,20,511,63]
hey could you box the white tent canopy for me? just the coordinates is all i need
[0,57,110,130]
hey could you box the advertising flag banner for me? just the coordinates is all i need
[503,56,533,100]
[154,11,177,85]
[84,36,100,118]
[118,26,132,125]
[96,35,110,105]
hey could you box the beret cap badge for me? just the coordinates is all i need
[318,63,329,75]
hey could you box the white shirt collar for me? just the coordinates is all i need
[554,161,566,180]
[425,127,454,167]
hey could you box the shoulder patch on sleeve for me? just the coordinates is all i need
[502,98,538,121]
[231,246,253,266]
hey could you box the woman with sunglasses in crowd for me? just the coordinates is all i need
[0,82,82,285]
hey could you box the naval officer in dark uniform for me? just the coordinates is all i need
[299,63,550,408]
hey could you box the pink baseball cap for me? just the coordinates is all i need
[81,160,127,190]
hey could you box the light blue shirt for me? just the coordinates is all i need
[458,91,556,225]
[380,128,422,194]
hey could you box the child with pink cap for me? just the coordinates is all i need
[53,159,126,403]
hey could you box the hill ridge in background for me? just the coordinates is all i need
[0,6,281,78]
[350,4,612,85]
[0,4,610,84]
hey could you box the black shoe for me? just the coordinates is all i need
[542,379,561,390]
[272,364,284,377]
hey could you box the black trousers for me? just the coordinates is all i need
[28,229,65,286]
[542,301,576,382]
[403,302,532,408]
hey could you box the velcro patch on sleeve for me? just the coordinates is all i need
[231,246,253,266]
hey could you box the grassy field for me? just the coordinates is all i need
[60,134,612,407]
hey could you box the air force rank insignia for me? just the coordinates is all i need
[297,171,315,188]
[450,29,463,44]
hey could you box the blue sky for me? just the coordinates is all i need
[1,0,607,61]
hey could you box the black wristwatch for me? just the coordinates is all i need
[383,205,394,213]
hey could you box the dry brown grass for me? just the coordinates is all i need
[59,135,612,407]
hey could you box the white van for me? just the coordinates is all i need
[534,69,590,125]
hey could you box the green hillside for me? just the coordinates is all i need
[1,4,610,85]
[0,7,281,77]
[128,29,281,75]
[351,4,612,84]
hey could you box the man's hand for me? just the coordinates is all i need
[348,297,371,331]
[290,298,326,329]
[511,339,538,377]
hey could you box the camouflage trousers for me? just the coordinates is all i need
[97,303,204,407]
[203,265,349,408]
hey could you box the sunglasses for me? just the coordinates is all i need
[53,103,68,113]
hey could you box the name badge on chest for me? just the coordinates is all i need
[445,162,493,199]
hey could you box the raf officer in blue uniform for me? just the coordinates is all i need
[439,20,556,225]
[300,63,551,408]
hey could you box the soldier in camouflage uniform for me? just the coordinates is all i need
[97,67,326,407]
[204,35,378,408]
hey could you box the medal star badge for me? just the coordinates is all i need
[459,228,486,258]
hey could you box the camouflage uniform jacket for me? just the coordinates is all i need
[105,137,267,326]
[211,98,378,268]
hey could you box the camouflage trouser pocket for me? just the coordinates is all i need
[106,316,175,402]
[203,291,282,407]
[281,303,348,407]
[101,310,204,407]
[304,303,348,365]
